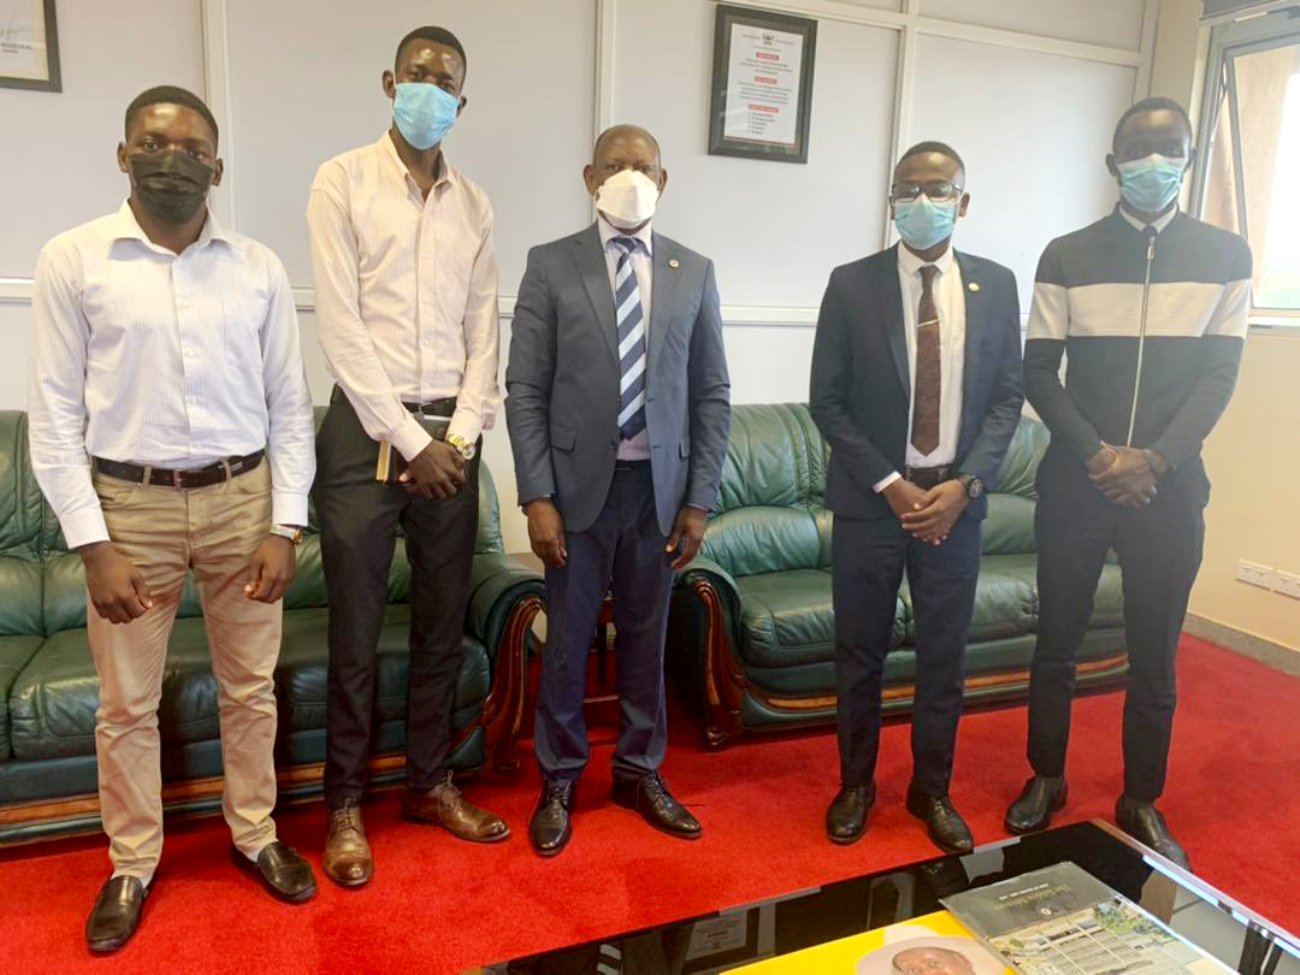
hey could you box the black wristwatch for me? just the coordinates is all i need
[958,474,984,500]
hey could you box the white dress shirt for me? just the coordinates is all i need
[1119,204,1178,235]
[28,201,317,549]
[874,243,967,493]
[598,215,653,461]
[307,132,501,461]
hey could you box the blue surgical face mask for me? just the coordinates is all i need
[1117,153,1186,213]
[893,196,959,251]
[392,82,460,151]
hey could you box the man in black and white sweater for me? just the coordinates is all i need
[1005,97,1251,869]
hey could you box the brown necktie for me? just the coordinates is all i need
[911,264,941,456]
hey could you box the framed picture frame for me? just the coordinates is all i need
[708,4,817,164]
[0,0,61,92]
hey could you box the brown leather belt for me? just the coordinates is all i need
[905,464,953,490]
[93,451,265,490]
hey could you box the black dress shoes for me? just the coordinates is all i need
[611,772,702,840]
[1115,796,1191,871]
[906,783,974,854]
[530,780,575,857]
[86,875,149,953]
[1005,776,1069,835]
[233,841,318,903]
[826,785,876,845]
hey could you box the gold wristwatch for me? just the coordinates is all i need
[269,525,305,546]
[446,433,477,461]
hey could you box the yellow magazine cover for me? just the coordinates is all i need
[730,909,1015,975]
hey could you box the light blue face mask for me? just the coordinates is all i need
[893,196,959,251]
[392,81,460,151]
[1117,153,1186,213]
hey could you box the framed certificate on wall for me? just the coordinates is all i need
[708,4,817,164]
[0,0,61,92]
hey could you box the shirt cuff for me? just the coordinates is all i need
[447,409,483,448]
[392,415,435,462]
[686,504,711,513]
[873,471,902,494]
[60,507,110,551]
[271,491,310,529]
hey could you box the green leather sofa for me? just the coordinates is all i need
[0,410,544,843]
[668,403,1127,747]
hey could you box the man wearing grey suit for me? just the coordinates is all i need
[506,125,731,857]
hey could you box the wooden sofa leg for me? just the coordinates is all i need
[480,593,543,776]
[694,577,745,750]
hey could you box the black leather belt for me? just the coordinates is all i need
[93,451,265,489]
[615,459,651,471]
[905,464,953,490]
[403,398,457,418]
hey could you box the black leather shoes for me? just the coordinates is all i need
[1005,776,1069,835]
[1115,796,1191,871]
[906,783,974,854]
[233,841,318,903]
[826,785,876,845]
[86,875,149,953]
[530,780,575,857]
[611,773,702,840]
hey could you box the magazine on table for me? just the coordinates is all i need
[940,862,1230,975]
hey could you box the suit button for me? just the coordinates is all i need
[609,441,616,451]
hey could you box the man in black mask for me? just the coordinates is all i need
[29,85,318,952]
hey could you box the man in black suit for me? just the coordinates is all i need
[810,142,1024,853]
[506,125,731,856]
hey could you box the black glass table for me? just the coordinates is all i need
[471,820,1300,975]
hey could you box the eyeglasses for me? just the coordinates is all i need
[890,181,964,204]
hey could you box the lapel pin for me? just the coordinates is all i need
[968,281,981,293]
[668,258,680,269]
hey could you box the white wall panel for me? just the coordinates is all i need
[910,34,1138,308]
[612,0,898,307]
[224,0,596,292]
[919,0,1147,51]
[0,0,204,277]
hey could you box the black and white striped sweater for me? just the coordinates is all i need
[1024,206,1252,471]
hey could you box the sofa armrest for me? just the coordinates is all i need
[466,554,545,658]
[464,553,545,775]
[669,556,748,748]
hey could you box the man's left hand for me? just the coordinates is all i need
[900,480,969,544]
[1090,446,1158,508]
[666,506,709,571]
[244,536,296,603]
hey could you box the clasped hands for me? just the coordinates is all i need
[398,439,467,500]
[1087,443,1166,508]
[884,478,968,546]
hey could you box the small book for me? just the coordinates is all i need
[376,414,450,485]
[942,863,1231,975]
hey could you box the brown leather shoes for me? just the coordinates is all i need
[401,772,510,843]
[324,798,373,888]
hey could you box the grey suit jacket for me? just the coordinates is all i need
[505,223,731,536]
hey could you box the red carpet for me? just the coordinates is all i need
[3,635,1298,973]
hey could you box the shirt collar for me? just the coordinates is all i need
[108,200,234,255]
[1118,203,1178,235]
[377,130,456,195]
[598,214,654,256]
[897,240,955,277]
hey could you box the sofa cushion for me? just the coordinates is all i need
[715,404,826,515]
[982,553,1125,630]
[7,607,491,762]
[0,413,46,558]
[703,507,823,579]
[736,569,907,669]
[900,565,1036,645]
[0,556,44,637]
[0,635,45,761]
[981,495,1037,556]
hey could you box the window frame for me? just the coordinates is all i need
[1191,7,1300,331]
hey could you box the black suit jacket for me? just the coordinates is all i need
[809,244,1025,521]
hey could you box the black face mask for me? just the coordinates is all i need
[128,150,214,225]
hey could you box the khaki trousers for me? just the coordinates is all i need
[88,459,280,879]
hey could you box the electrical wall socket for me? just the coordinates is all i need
[1275,571,1300,600]
[1237,560,1274,588]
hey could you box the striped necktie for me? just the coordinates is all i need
[611,236,647,441]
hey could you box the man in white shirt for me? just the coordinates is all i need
[28,86,318,953]
[809,142,1024,854]
[307,26,505,888]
